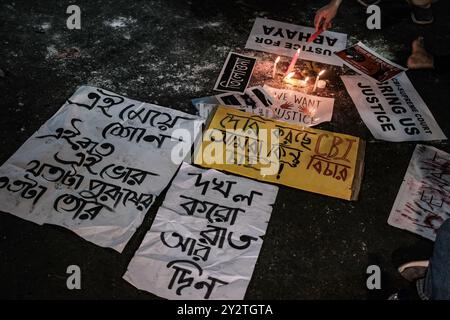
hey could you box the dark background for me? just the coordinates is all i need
[0,0,449,299]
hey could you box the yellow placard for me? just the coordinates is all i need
[194,106,365,200]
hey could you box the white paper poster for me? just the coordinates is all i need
[123,162,278,300]
[245,18,347,66]
[196,86,334,127]
[0,86,203,252]
[263,85,334,126]
[341,73,446,142]
[388,145,450,241]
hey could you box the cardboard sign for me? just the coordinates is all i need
[194,106,365,200]
[214,52,256,93]
[388,145,450,241]
[245,18,347,66]
[341,73,446,142]
[0,86,204,252]
[123,162,278,300]
[335,42,406,82]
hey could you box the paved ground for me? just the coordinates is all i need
[0,0,449,299]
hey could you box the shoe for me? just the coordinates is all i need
[357,0,381,7]
[398,260,429,282]
[409,1,434,25]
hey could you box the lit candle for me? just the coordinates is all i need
[283,73,309,87]
[317,79,326,89]
[300,76,310,87]
[283,71,296,85]
[312,70,325,92]
[272,56,280,78]
[285,48,301,76]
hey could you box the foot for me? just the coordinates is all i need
[407,37,434,69]
[409,1,434,25]
[398,260,429,282]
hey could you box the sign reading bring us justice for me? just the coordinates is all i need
[194,106,366,200]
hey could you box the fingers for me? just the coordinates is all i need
[314,4,337,31]
[314,13,323,31]
[320,19,331,31]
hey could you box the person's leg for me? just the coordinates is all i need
[424,219,450,300]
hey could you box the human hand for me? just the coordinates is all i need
[314,1,340,31]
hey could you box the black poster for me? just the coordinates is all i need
[214,52,256,93]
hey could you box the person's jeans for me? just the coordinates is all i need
[424,219,450,299]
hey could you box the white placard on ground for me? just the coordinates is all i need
[245,17,347,66]
[123,162,278,300]
[341,73,446,142]
[388,145,450,240]
[0,86,204,252]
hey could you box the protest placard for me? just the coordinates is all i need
[335,42,406,82]
[245,18,347,66]
[341,73,446,142]
[263,85,334,127]
[194,106,365,200]
[0,86,204,252]
[123,162,278,300]
[388,145,450,241]
[214,52,256,93]
[198,85,334,127]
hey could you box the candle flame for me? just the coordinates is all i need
[305,76,310,82]
[275,56,280,63]
[296,48,301,54]
[285,71,295,80]
[318,70,325,76]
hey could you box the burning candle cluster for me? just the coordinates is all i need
[271,51,327,93]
